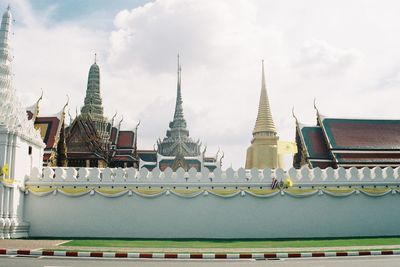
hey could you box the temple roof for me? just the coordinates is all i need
[30,104,67,151]
[252,60,276,136]
[157,56,201,157]
[294,109,400,168]
[117,131,134,148]
[0,7,42,146]
[298,125,331,159]
[138,150,157,162]
[34,116,62,150]
[80,57,105,122]
[320,117,400,150]
[26,92,42,121]
[66,115,108,159]
[109,127,135,149]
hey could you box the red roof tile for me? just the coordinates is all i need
[117,131,134,148]
[34,116,61,150]
[322,119,400,150]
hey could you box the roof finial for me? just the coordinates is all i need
[216,147,221,159]
[202,144,207,155]
[68,110,73,125]
[219,151,225,167]
[61,95,69,122]
[7,4,10,11]
[39,88,43,101]
[111,111,117,125]
[118,115,124,129]
[94,53,97,64]
[292,107,299,124]
[313,98,320,116]
[64,94,69,109]
[135,120,141,131]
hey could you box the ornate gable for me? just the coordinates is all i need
[66,116,108,159]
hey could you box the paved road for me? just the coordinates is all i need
[1,255,400,267]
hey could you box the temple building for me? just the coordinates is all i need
[65,59,112,167]
[138,57,221,171]
[293,105,400,168]
[27,58,139,168]
[26,95,68,167]
[245,61,285,169]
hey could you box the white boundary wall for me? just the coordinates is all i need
[25,190,400,238]
[21,166,400,238]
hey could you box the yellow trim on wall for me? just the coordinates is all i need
[59,188,91,195]
[247,188,279,196]
[24,186,399,198]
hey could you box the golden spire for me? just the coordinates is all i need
[252,60,276,136]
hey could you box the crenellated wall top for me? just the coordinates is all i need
[27,166,400,186]
[21,166,400,199]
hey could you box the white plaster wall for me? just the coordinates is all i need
[14,137,43,182]
[24,193,400,238]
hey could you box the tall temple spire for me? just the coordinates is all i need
[80,56,104,121]
[172,54,186,128]
[252,60,276,136]
[0,6,42,145]
[245,61,281,169]
[0,6,12,67]
[157,55,201,158]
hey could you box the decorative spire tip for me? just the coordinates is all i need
[313,98,320,115]
[39,88,43,101]
[292,107,299,124]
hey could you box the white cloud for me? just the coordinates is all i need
[7,0,400,168]
[294,39,362,77]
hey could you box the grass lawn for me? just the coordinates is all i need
[62,237,400,249]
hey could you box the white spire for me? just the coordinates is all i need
[252,60,276,136]
[0,7,43,145]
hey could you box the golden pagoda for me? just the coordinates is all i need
[245,61,284,169]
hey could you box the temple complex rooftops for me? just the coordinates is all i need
[144,55,220,171]
[26,58,139,168]
[294,107,400,168]
[26,98,67,165]
[320,117,400,150]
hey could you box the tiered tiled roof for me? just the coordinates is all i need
[294,111,400,168]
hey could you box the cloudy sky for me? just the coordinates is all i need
[5,0,400,168]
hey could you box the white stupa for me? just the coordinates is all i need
[0,6,44,239]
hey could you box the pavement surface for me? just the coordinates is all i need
[1,239,400,253]
[0,255,400,266]
[0,239,66,250]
